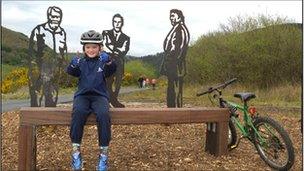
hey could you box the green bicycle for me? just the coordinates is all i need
[197,78,295,170]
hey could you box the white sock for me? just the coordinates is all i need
[72,143,81,153]
[100,146,108,155]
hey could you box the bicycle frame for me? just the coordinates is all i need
[226,100,269,145]
[214,89,266,144]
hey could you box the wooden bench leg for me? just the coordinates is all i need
[18,125,37,171]
[205,121,228,156]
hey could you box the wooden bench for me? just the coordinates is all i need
[18,107,229,170]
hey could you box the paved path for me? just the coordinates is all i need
[1,87,147,113]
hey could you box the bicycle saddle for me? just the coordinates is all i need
[234,92,256,102]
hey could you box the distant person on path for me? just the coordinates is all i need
[28,6,67,107]
[102,13,130,108]
[145,78,150,88]
[151,78,157,90]
[138,76,144,88]
[160,9,190,108]
[66,30,116,170]
[143,77,146,88]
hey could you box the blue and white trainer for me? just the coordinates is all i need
[71,152,82,170]
[97,154,108,171]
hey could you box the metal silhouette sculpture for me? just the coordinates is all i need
[28,6,67,107]
[160,9,190,108]
[102,14,130,108]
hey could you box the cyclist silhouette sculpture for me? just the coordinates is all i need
[160,9,190,108]
[28,6,67,107]
[102,14,130,108]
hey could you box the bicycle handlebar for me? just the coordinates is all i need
[196,78,237,96]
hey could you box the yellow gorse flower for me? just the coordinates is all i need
[1,67,29,94]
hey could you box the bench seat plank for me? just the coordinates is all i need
[20,107,229,125]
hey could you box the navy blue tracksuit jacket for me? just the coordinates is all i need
[66,54,116,98]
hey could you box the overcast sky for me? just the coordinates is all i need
[1,1,302,56]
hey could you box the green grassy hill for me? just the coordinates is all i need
[1,26,30,65]
[2,26,29,49]
[1,26,78,65]
[125,53,164,77]
[185,23,302,88]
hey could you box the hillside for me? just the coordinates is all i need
[1,26,78,66]
[125,53,164,77]
[2,26,29,49]
[1,26,31,65]
[185,23,302,88]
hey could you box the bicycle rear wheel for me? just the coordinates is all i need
[253,116,294,170]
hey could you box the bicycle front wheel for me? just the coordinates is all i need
[253,116,295,170]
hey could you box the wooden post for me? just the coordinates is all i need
[216,121,228,155]
[205,121,228,156]
[0,113,2,171]
[18,125,36,171]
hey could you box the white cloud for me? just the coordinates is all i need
[2,1,302,56]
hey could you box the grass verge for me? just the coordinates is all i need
[120,83,301,110]
[2,86,76,100]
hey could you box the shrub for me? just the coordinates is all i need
[1,67,29,93]
[122,72,133,86]
[186,14,301,88]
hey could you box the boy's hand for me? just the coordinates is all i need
[71,56,80,68]
[99,52,111,63]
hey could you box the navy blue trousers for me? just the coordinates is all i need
[70,95,111,146]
